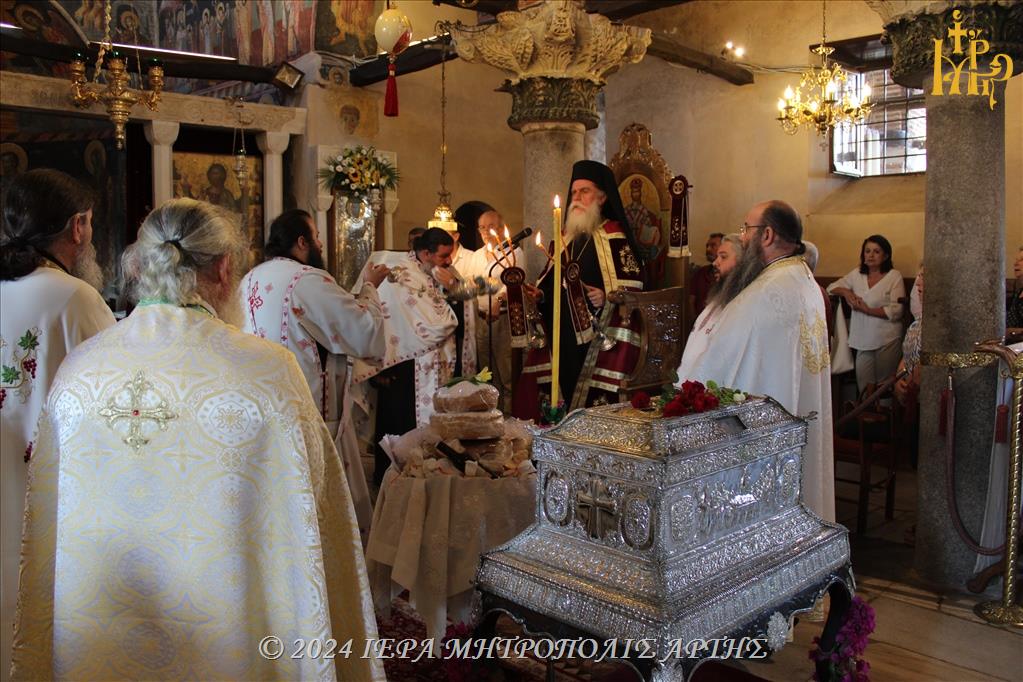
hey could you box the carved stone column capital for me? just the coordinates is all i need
[869,1,1023,88]
[499,77,602,130]
[451,0,649,129]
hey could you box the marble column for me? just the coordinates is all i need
[257,131,291,241]
[451,0,649,278]
[874,0,1023,589]
[311,191,334,255]
[520,120,585,272]
[585,91,607,164]
[143,120,180,206]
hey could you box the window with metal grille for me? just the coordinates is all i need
[832,69,926,177]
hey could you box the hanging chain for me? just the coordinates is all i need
[92,0,113,84]
[439,41,448,197]
[133,21,144,86]
[822,0,827,47]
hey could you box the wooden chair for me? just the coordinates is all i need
[608,286,685,401]
[833,379,899,534]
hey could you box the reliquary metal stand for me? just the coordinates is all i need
[473,398,854,681]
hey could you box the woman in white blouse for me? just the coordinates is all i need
[827,234,906,393]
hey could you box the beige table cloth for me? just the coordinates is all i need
[366,466,536,641]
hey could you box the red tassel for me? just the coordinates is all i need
[384,61,398,117]
[995,404,1009,443]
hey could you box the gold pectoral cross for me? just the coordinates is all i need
[99,371,177,451]
[576,476,617,539]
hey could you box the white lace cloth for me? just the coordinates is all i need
[365,466,536,642]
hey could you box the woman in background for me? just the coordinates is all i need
[828,234,905,393]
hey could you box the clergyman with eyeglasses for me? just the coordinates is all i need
[676,200,835,524]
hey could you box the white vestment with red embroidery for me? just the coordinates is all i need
[0,264,114,682]
[238,257,385,531]
[349,252,476,466]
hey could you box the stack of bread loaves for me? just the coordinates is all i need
[383,381,534,478]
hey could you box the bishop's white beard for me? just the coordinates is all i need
[564,200,602,243]
[72,241,106,293]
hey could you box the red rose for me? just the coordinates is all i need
[705,393,720,410]
[631,391,651,409]
[663,397,689,418]
[680,380,705,400]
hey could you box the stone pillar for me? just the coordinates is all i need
[257,131,291,240]
[383,189,399,251]
[874,0,1023,589]
[312,191,334,254]
[585,91,607,164]
[519,120,585,273]
[143,120,179,206]
[451,0,649,278]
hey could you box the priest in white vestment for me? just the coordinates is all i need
[453,201,522,412]
[239,209,388,532]
[677,200,835,522]
[11,199,383,681]
[350,227,476,485]
[0,169,115,682]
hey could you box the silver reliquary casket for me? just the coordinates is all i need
[474,398,853,681]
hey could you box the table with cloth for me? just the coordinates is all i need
[365,464,536,642]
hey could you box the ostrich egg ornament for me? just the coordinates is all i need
[374,8,412,117]
[374,8,413,56]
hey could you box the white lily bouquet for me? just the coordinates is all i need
[317,146,399,199]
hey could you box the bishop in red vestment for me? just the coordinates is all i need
[514,160,645,420]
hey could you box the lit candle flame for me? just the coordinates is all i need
[784,86,794,100]
[503,226,511,242]
[535,232,542,246]
[554,194,561,209]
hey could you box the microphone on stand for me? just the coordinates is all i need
[504,227,533,248]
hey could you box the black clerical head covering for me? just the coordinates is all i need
[453,200,494,251]
[567,159,640,256]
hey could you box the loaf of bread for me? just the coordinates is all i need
[433,381,500,413]
[430,409,505,441]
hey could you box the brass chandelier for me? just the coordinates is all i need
[777,0,871,141]
[69,0,162,149]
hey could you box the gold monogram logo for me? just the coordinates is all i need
[932,9,1014,110]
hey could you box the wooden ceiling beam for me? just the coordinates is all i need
[430,0,690,20]
[647,33,754,86]
[0,33,276,84]
[348,35,456,88]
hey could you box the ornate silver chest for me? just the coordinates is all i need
[474,398,853,680]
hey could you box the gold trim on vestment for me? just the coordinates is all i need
[799,313,830,375]
[588,379,621,393]
[592,367,629,381]
[920,352,997,369]
[572,302,616,410]
[607,327,641,347]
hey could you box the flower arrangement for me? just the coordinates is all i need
[539,397,566,426]
[630,380,747,417]
[317,146,399,198]
[809,596,875,682]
